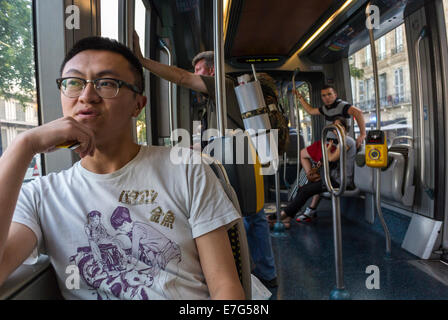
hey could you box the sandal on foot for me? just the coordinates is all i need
[280,212,292,229]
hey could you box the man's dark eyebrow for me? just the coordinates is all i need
[62,69,122,78]
[96,70,122,78]
[64,69,84,76]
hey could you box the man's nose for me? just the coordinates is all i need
[78,82,101,103]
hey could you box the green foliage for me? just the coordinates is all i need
[349,63,364,79]
[0,0,35,106]
[136,110,147,145]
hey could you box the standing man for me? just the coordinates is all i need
[133,32,244,138]
[295,85,366,148]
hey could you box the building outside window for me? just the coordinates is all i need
[379,73,387,107]
[394,67,404,103]
[378,37,386,60]
[395,25,404,53]
[358,80,365,110]
[365,44,371,66]
[350,24,412,145]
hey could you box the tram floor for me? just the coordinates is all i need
[265,203,448,300]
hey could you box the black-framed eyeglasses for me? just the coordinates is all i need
[56,77,143,99]
[326,138,339,145]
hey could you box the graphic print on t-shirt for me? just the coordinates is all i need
[69,206,182,300]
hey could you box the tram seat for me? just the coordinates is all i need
[202,154,252,300]
[0,255,62,300]
[354,143,415,207]
[203,132,265,217]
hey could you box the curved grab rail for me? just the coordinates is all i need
[158,39,175,143]
[321,124,347,197]
[414,26,433,198]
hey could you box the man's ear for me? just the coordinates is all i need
[210,66,215,76]
[133,96,147,117]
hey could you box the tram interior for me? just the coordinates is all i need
[1,0,448,300]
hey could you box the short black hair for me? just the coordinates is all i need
[322,84,337,93]
[333,116,349,132]
[60,37,144,93]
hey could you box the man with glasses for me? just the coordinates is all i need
[0,37,245,300]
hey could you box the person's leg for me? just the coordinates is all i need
[283,181,324,218]
[310,194,320,209]
[296,194,321,221]
[243,210,277,286]
[280,181,325,227]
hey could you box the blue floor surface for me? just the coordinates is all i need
[267,208,448,300]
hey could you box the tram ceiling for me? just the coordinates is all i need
[227,0,333,57]
[224,0,427,66]
[149,0,427,69]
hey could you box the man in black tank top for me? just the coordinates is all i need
[295,85,366,148]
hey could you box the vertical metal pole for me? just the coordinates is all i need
[272,164,287,237]
[213,0,227,136]
[366,2,391,255]
[321,125,349,299]
[331,195,344,289]
[292,69,301,184]
[275,170,281,221]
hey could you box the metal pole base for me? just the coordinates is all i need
[329,288,351,300]
[271,221,288,238]
[383,251,393,261]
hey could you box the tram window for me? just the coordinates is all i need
[296,83,312,145]
[349,24,413,146]
[0,0,41,181]
[280,81,312,146]
[135,0,148,145]
[100,0,119,40]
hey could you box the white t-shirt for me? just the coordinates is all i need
[13,146,240,300]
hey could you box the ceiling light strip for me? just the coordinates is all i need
[223,0,232,42]
[297,0,354,55]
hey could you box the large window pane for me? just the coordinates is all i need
[278,81,312,146]
[349,24,412,146]
[101,0,119,40]
[0,0,40,181]
[135,0,148,145]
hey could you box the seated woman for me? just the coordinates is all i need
[280,116,357,228]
